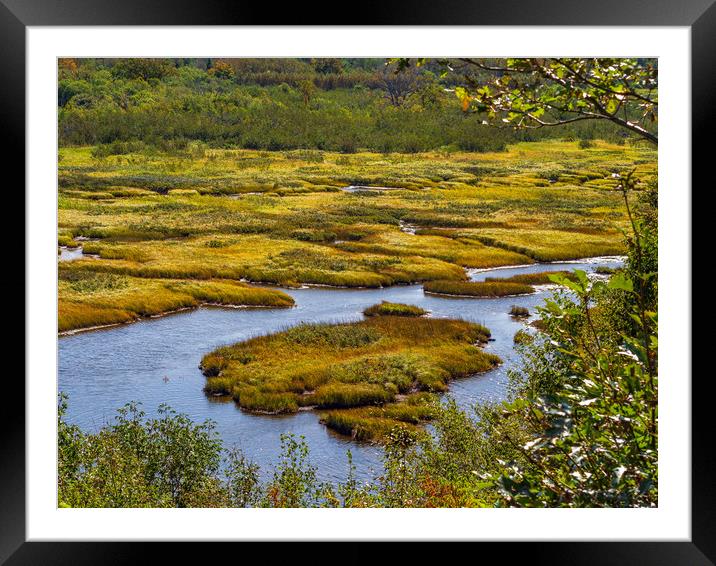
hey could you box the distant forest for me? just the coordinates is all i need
[58,58,635,153]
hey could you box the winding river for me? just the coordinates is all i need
[58,256,623,483]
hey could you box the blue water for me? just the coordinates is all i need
[58,257,623,483]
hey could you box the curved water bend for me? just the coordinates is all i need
[58,257,623,483]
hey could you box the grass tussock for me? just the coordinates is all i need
[363,302,427,318]
[513,329,534,345]
[319,392,437,441]
[509,305,530,318]
[486,270,579,285]
[200,317,499,427]
[423,280,534,298]
[58,234,79,248]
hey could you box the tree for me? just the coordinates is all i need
[58,58,78,74]
[111,58,173,81]
[395,58,658,144]
[297,79,315,108]
[311,58,344,75]
[414,72,444,110]
[378,64,420,107]
[209,60,236,81]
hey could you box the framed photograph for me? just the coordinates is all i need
[7,0,710,562]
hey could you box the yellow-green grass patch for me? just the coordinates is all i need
[319,392,438,442]
[58,269,293,332]
[423,280,534,298]
[486,270,580,285]
[200,317,500,423]
[363,302,427,317]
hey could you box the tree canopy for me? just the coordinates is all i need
[394,58,658,145]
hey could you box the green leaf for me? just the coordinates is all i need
[607,272,634,292]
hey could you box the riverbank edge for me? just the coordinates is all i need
[58,302,294,336]
[58,254,625,335]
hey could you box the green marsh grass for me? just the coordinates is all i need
[58,234,79,248]
[486,271,579,285]
[200,317,499,433]
[363,302,427,317]
[513,329,534,345]
[58,140,653,333]
[423,280,534,298]
[58,269,294,332]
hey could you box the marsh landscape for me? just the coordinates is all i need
[57,58,658,508]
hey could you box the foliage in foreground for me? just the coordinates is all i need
[491,175,658,507]
[394,58,657,145]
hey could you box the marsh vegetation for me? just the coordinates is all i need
[363,302,427,317]
[58,138,653,329]
[424,280,535,297]
[57,58,658,509]
[58,267,293,332]
[509,305,530,318]
[200,316,499,437]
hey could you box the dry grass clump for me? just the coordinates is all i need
[423,280,534,298]
[58,269,294,332]
[200,317,500,426]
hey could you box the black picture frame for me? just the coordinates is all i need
[5,0,709,563]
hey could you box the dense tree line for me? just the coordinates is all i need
[58,58,633,153]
